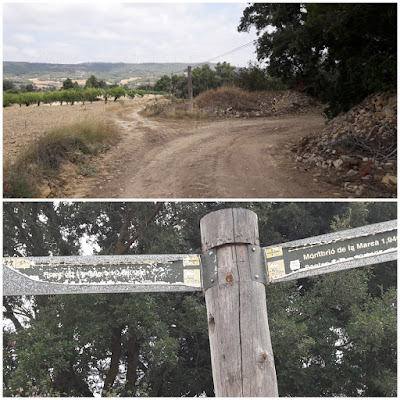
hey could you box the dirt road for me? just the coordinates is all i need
[58,99,343,198]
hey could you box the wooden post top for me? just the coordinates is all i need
[200,208,259,252]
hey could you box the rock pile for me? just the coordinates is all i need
[294,91,397,197]
[194,89,324,118]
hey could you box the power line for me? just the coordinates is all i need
[171,39,256,75]
[196,40,256,67]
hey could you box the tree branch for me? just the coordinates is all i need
[113,202,164,255]
[3,298,24,332]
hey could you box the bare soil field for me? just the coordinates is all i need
[3,96,360,198]
[4,101,109,163]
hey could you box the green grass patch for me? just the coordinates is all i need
[3,118,120,198]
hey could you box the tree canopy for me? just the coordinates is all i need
[62,78,80,90]
[238,3,397,117]
[3,202,397,396]
[153,62,238,99]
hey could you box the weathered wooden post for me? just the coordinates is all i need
[200,208,279,397]
[187,65,193,112]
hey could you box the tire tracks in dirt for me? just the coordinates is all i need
[60,104,344,198]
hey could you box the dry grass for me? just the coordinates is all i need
[194,86,263,111]
[141,98,211,119]
[4,117,120,198]
[141,87,278,119]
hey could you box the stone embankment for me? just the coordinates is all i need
[294,91,397,197]
[195,89,324,118]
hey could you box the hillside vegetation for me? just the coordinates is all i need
[3,61,212,86]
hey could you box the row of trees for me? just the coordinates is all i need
[3,74,166,107]
[238,3,397,116]
[3,202,396,397]
[3,75,110,95]
[153,62,287,99]
[3,87,127,107]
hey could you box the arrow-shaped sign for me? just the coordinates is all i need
[3,254,202,296]
[3,220,397,296]
[263,219,397,283]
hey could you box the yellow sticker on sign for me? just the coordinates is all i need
[267,260,286,280]
[183,255,200,266]
[183,269,201,287]
[265,247,283,258]
[6,258,31,269]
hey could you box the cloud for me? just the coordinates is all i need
[13,34,35,44]
[3,2,258,66]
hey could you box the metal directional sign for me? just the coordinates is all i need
[263,220,397,283]
[3,254,202,296]
[3,220,397,296]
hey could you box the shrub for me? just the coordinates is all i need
[3,118,120,198]
[194,86,260,111]
[234,63,288,91]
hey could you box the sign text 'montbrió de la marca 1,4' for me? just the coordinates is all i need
[264,226,397,282]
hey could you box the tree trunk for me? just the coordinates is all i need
[124,330,141,395]
[102,327,123,396]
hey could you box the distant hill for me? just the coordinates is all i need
[3,61,215,87]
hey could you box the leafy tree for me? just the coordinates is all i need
[102,89,111,104]
[3,92,18,107]
[61,78,74,90]
[192,64,220,96]
[106,87,126,102]
[214,62,236,85]
[34,91,44,106]
[60,89,79,105]
[42,90,58,106]
[21,83,36,93]
[171,74,188,98]
[83,88,102,104]
[18,92,37,107]
[238,3,397,116]
[98,80,108,90]
[85,75,100,89]
[3,202,396,397]
[3,79,16,91]
[234,62,287,91]
[154,75,171,92]
[62,78,80,90]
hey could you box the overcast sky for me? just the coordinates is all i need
[3,2,260,67]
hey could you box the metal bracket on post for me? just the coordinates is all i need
[201,250,218,291]
[247,244,266,285]
[201,245,266,290]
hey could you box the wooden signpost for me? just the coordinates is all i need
[187,65,193,112]
[3,209,397,397]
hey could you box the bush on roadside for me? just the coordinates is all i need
[194,86,261,111]
[3,118,120,198]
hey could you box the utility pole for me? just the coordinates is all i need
[200,208,279,397]
[187,65,193,112]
